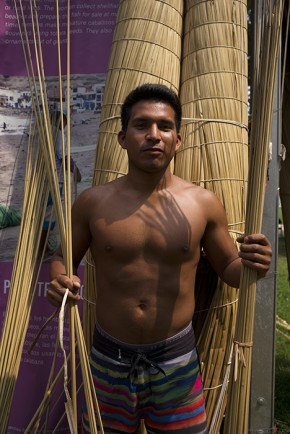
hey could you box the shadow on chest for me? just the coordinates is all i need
[95,195,196,261]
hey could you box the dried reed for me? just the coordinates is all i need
[176,0,248,430]
[224,1,284,432]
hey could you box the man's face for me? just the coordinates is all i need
[118,100,181,173]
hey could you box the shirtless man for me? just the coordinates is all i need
[48,83,272,434]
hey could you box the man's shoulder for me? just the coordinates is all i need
[76,178,123,201]
[172,177,224,219]
[173,176,217,199]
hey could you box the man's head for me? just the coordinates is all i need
[121,83,182,133]
[50,109,67,129]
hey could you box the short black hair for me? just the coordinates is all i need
[49,110,67,125]
[121,83,182,132]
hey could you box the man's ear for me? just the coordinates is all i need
[118,130,127,149]
[175,134,182,152]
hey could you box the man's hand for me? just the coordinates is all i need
[47,274,81,307]
[237,233,272,279]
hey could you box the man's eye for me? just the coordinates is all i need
[135,123,146,129]
[160,124,172,131]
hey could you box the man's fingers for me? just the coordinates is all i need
[47,291,64,307]
[56,275,80,291]
[239,257,270,278]
[47,274,81,307]
[237,233,271,247]
[240,249,272,266]
[239,244,272,258]
[236,233,272,279]
[47,288,80,306]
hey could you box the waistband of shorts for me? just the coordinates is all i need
[93,322,195,363]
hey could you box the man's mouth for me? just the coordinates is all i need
[142,147,163,154]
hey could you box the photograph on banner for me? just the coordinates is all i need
[0,72,106,262]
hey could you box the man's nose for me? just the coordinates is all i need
[146,124,161,141]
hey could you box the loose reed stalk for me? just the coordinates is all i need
[59,0,77,423]
[176,1,248,429]
[224,1,284,432]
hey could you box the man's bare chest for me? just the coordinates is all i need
[90,204,204,263]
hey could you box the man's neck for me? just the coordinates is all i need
[124,166,174,194]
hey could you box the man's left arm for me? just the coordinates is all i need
[201,191,272,287]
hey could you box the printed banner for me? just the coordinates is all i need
[0,262,85,432]
[1,0,118,75]
[0,0,119,431]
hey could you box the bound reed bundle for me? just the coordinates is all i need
[224,1,284,432]
[83,0,184,351]
[92,0,183,186]
[176,0,248,429]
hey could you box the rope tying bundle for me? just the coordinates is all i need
[233,340,253,382]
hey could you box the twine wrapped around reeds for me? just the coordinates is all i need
[83,0,184,351]
[176,1,248,429]
[224,1,284,432]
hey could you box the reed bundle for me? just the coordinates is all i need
[175,0,248,429]
[93,0,183,186]
[84,0,184,350]
[0,1,103,432]
[224,1,284,432]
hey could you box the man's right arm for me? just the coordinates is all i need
[47,188,93,306]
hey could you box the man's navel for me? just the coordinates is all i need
[138,302,147,311]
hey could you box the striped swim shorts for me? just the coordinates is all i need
[82,323,208,433]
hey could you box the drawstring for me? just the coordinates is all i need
[127,353,166,382]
